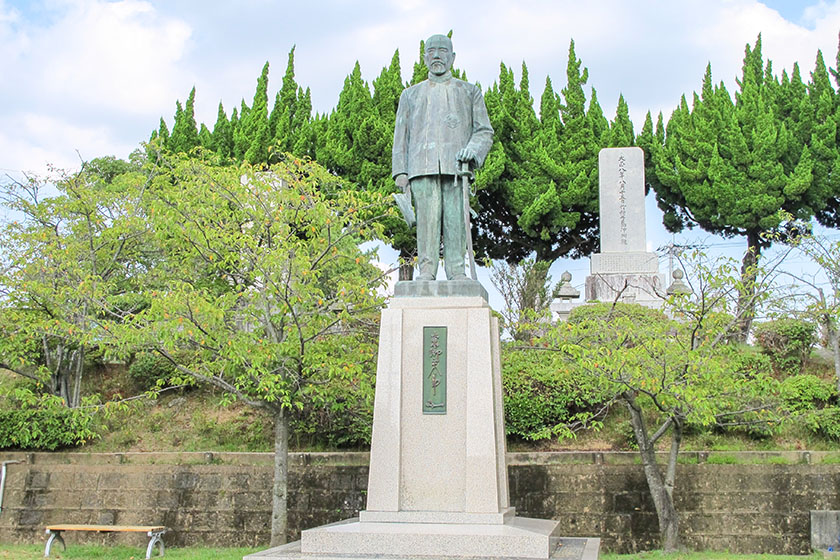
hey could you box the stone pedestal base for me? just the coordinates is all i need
[301,517,562,558]
[245,530,601,560]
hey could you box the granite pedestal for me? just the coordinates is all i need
[245,281,599,560]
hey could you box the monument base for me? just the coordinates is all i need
[585,272,665,309]
[244,520,600,560]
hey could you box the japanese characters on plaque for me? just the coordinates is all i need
[422,326,447,414]
[617,154,628,247]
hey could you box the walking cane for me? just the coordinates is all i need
[459,160,478,281]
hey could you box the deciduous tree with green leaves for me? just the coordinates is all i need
[533,251,784,551]
[0,157,150,407]
[112,150,390,545]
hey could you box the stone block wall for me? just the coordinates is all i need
[1,450,839,553]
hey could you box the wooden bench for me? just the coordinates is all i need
[45,524,167,558]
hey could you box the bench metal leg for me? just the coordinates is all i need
[146,530,165,559]
[44,530,65,557]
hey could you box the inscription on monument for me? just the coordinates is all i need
[617,154,628,246]
[423,326,447,414]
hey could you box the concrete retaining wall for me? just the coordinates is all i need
[1,450,838,553]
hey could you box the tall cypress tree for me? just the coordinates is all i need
[170,87,200,153]
[271,47,301,153]
[233,99,251,160]
[244,62,271,164]
[318,62,374,179]
[291,91,318,159]
[649,36,817,339]
[155,117,170,146]
[607,94,634,147]
[474,40,605,270]
[212,102,233,159]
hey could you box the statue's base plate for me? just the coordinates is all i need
[395,279,487,300]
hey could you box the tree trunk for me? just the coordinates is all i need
[624,394,680,552]
[398,248,414,281]
[399,249,414,282]
[70,346,84,408]
[735,232,761,343]
[270,412,289,546]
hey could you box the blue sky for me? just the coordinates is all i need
[2,0,840,306]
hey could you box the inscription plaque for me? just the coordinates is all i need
[423,326,447,414]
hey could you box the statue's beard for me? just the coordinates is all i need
[430,61,446,74]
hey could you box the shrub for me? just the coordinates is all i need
[568,301,667,326]
[0,390,99,450]
[128,351,191,390]
[753,319,816,375]
[809,407,840,441]
[730,344,773,378]
[502,346,611,441]
[779,374,835,410]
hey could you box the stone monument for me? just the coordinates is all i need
[585,147,664,307]
[246,34,599,560]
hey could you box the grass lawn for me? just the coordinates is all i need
[0,544,259,559]
[602,553,821,559]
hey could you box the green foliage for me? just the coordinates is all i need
[111,150,390,424]
[805,406,840,440]
[0,157,151,407]
[729,344,773,377]
[502,345,609,440]
[289,365,376,448]
[475,40,612,265]
[169,87,201,153]
[754,319,816,375]
[0,389,98,450]
[779,374,834,409]
[127,351,196,391]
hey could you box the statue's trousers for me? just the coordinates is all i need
[410,175,466,280]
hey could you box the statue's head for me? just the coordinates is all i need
[424,34,455,77]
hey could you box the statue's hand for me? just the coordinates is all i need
[395,174,409,194]
[456,147,477,166]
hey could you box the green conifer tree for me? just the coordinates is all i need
[651,36,817,339]
[271,48,301,152]
[156,117,170,146]
[244,62,271,164]
[170,87,200,153]
[607,94,634,147]
[233,99,250,160]
[212,102,233,158]
[474,41,605,272]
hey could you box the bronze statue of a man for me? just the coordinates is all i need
[392,34,494,281]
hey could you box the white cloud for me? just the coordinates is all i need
[0,113,136,177]
[0,0,192,175]
[31,0,192,114]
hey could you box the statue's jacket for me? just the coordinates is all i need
[392,75,494,180]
